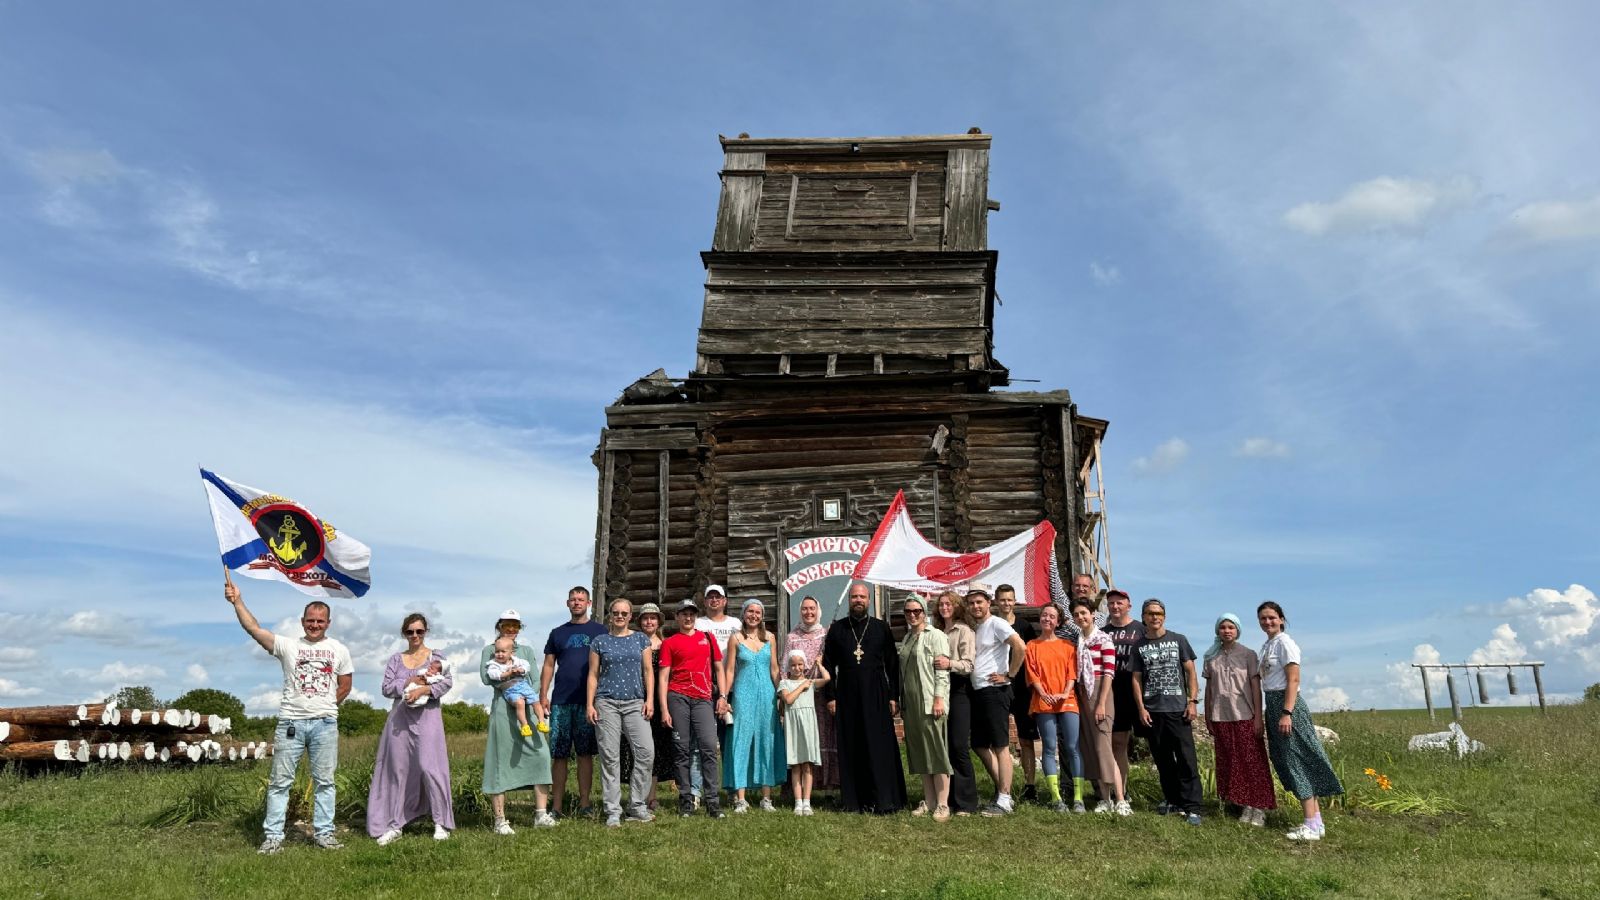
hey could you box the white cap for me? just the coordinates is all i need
[703,584,726,597]
[497,608,522,623]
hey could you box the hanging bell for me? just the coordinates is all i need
[1507,669,1520,695]
[1476,671,1491,702]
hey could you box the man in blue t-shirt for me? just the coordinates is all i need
[541,586,607,818]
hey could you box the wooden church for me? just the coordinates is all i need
[592,131,1110,631]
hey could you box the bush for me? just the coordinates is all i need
[440,701,490,733]
[106,685,160,710]
[335,700,388,736]
[167,688,246,721]
[1584,683,1600,703]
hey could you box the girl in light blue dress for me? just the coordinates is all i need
[722,599,786,812]
[779,649,829,815]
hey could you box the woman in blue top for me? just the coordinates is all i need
[586,597,656,828]
[721,598,786,812]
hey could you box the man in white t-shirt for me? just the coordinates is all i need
[226,579,353,854]
[966,588,1025,816]
[689,583,739,804]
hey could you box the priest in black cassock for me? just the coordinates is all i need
[822,580,907,814]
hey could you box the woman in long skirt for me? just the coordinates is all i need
[480,610,555,834]
[899,596,952,821]
[369,613,455,844]
[1202,612,1276,826]
[1258,601,1343,841]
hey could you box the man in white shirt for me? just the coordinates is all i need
[967,588,1025,816]
[689,584,739,805]
[226,579,353,854]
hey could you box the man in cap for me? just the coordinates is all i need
[657,597,728,817]
[689,584,739,806]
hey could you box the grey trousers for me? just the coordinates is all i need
[667,692,720,810]
[596,697,654,817]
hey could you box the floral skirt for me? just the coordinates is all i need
[1264,690,1344,801]
[1210,719,1277,809]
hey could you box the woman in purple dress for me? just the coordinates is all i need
[368,612,456,844]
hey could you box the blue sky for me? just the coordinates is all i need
[2,3,1596,715]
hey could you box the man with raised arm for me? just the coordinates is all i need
[225,580,353,854]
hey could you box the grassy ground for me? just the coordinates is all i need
[1,705,1596,899]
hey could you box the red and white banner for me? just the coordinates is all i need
[851,490,1066,607]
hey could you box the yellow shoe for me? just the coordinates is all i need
[520,724,533,737]
[537,721,550,734]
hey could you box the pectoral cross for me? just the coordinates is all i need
[853,645,864,663]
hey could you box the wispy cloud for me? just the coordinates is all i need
[1088,261,1122,287]
[1131,438,1189,475]
[1283,176,1477,236]
[1235,437,1291,459]
[1504,193,1600,244]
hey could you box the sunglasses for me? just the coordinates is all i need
[404,628,426,636]
[611,611,631,617]
[904,608,925,615]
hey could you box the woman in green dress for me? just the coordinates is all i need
[480,609,555,835]
[899,596,952,822]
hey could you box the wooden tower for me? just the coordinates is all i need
[593,132,1109,630]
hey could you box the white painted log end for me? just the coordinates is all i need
[206,714,221,733]
[107,707,122,726]
[159,747,171,763]
[76,705,88,720]
[186,745,203,763]
[163,709,182,727]
[142,742,156,761]
[53,740,71,761]
[73,742,90,763]
[130,709,143,725]
[0,722,9,742]
[117,741,131,761]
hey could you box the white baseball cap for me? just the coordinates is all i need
[703,584,726,597]
[497,608,523,623]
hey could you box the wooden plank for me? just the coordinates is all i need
[944,147,990,250]
[604,428,700,451]
[907,171,918,237]
[656,452,670,602]
[712,151,764,251]
[697,327,987,356]
[784,175,798,239]
[593,449,615,610]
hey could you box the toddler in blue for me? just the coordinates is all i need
[486,636,544,737]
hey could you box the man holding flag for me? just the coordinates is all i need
[226,580,353,853]
[201,469,366,853]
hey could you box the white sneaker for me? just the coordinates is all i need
[534,811,558,828]
[433,824,450,840]
[376,828,402,846]
[794,801,805,815]
[1252,808,1268,827]
[492,819,514,836]
[1286,823,1323,841]
[1115,800,1132,817]
[1093,800,1112,814]
[732,798,750,814]
[996,794,1015,813]
[1240,807,1256,824]
[759,797,775,812]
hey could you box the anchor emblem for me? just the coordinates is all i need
[269,514,307,565]
[250,502,327,573]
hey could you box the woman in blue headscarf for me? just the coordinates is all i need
[1202,612,1276,826]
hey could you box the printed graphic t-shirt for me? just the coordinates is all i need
[544,620,606,705]
[1129,631,1196,714]
[271,634,354,720]
[658,630,724,701]
[1102,619,1146,682]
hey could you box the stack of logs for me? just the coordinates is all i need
[0,701,272,765]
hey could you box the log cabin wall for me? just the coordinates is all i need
[594,133,1106,633]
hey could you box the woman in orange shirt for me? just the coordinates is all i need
[1023,604,1082,813]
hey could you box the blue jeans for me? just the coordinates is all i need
[263,716,339,839]
[1035,711,1082,779]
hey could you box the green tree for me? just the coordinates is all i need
[335,699,388,736]
[1584,683,1600,703]
[167,688,246,720]
[106,684,160,710]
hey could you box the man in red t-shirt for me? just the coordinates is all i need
[657,598,729,818]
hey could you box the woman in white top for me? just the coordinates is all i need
[1258,601,1344,841]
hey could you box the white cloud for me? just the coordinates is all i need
[1481,584,1600,672]
[1236,437,1291,459]
[1467,623,1527,665]
[244,689,282,715]
[1505,193,1600,243]
[1385,643,1441,704]
[1132,438,1190,475]
[1283,176,1478,236]
[61,610,135,639]
[0,647,37,669]
[74,661,167,683]
[1088,261,1122,287]
[186,664,210,684]
[0,678,42,698]
[1305,685,1350,712]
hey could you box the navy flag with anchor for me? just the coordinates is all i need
[200,468,371,598]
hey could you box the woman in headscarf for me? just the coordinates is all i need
[1258,601,1344,841]
[783,595,839,791]
[1202,612,1275,826]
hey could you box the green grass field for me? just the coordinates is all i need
[2,705,1596,899]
